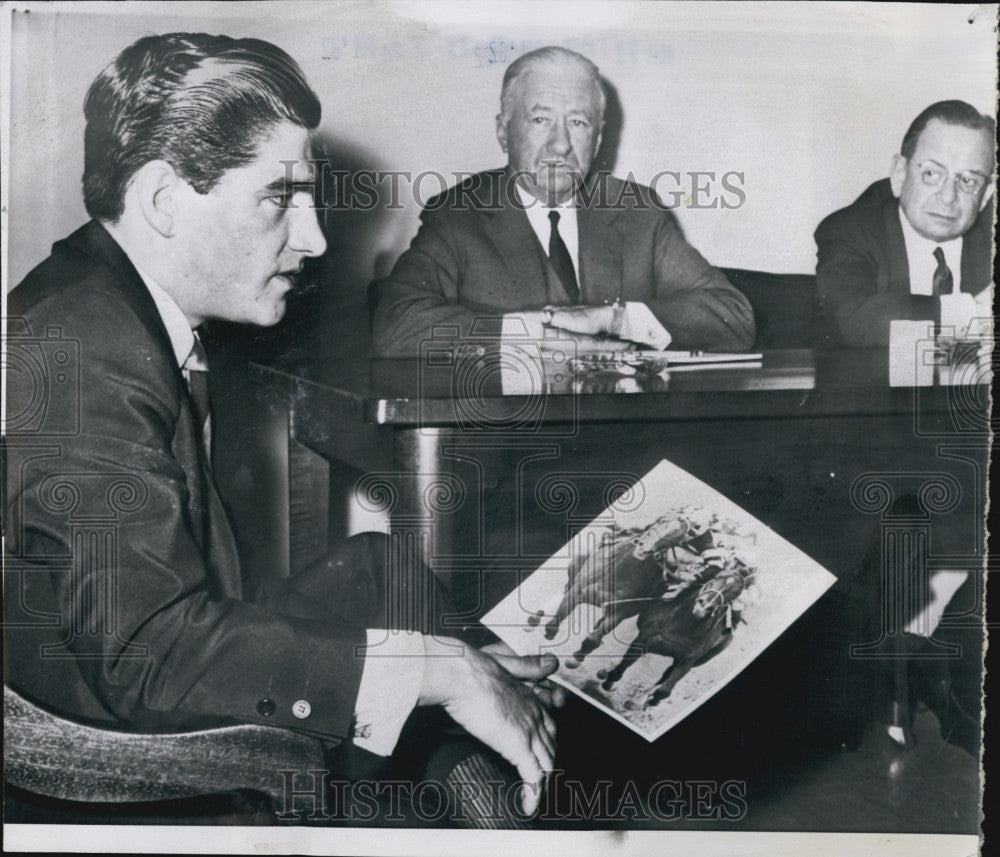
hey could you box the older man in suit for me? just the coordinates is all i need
[815,100,994,347]
[4,32,560,823]
[372,46,755,356]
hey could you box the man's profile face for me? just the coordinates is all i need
[891,118,994,242]
[173,121,327,327]
[497,62,604,205]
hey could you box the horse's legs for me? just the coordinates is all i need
[526,588,567,631]
[565,606,622,668]
[542,593,577,640]
[597,639,644,691]
[645,658,692,707]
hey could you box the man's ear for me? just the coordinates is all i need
[889,154,907,198]
[133,160,183,237]
[496,113,508,154]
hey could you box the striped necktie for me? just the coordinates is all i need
[184,332,212,460]
[932,247,954,296]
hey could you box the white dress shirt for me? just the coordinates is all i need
[898,208,963,295]
[516,183,580,281]
[133,264,424,757]
[898,209,977,337]
[500,185,582,342]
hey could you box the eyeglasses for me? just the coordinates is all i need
[907,159,992,195]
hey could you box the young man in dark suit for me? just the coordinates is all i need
[4,32,559,823]
[815,100,994,347]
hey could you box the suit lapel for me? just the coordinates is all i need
[69,222,178,360]
[478,170,626,306]
[578,201,624,303]
[880,194,912,294]
[68,221,243,597]
[960,204,993,293]
[477,172,550,307]
[490,205,550,304]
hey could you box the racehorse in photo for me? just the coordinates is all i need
[596,566,752,709]
[526,512,701,649]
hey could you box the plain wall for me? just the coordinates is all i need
[4,1,997,293]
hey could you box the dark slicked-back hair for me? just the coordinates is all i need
[900,100,995,159]
[83,32,321,221]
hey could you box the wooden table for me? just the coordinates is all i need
[247,346,988,623]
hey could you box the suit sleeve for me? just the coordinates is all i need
[815,209,939,347]
[6,289,366,740]
[372,208,498,357]
[647,210,756,352]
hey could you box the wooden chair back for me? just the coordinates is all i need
[3,685,326,811]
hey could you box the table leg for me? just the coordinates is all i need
[381,428,461,628]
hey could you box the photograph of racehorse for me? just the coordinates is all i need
[483,459,835,740]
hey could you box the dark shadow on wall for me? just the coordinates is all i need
[591,77,692,244]
[592,77,623,177]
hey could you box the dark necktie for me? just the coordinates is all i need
[548,210,580,304]
[932,247,954,296]
[184,332,212,460]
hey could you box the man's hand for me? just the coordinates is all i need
[545,304,620,337]
[546,303,672,350]
[419,636,559,815]
[503,303,670,350]
[479,640,567,710]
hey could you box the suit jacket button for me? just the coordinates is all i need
[292,700,311,719]
[256,697,277,717]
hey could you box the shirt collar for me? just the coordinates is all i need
[130,261,196,369]
[514,182,578,212]
[515,182,579,247]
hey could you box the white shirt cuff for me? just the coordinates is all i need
[352,629,424,757]
[618,302,672,350]
[501,312,545,341]
[938,293,979,339]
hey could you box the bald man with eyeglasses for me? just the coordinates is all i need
[815,100,995,347]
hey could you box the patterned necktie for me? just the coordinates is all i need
[184,332,212,461]
[932,247,954,296]
[548,210,580,304]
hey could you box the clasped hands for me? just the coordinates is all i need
[418,636,565,816]
[540,303,625,339]
[516,302,672,350]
